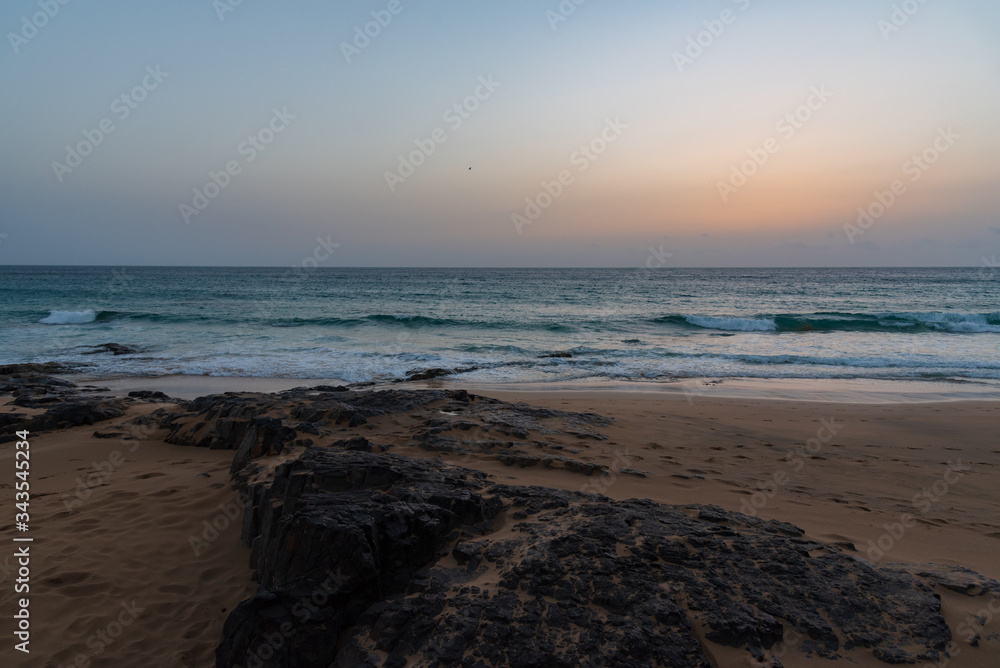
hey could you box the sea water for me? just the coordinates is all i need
[1,266,998,385]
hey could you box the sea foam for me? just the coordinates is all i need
[39,309,97,325]
[684,315,777,332]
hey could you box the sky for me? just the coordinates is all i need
[1,0,999,268]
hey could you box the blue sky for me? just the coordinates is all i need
[1,0,999,267]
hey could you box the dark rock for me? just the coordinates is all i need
[445,389,471,403]
[127,390,170,400]
[215,442,991,667]
[29,401,126,430]
[0,362,72,375]
[11,394,65,408]
[296,422,320,435]
[405,368,453,381]
[93,430,126,439]
[230,417,299,475]
[402,367,478,382]
[406,368,454,380]
[151,388,613,482]
[336,437,372,451]
[452,542,481,565]
[0,364,128,441]
[82,342,138,356]
[0,413,29,429]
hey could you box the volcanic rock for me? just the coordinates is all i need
[215,445,999,667]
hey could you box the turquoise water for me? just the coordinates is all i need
[1,266,998,384]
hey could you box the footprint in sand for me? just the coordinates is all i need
[42,571,93,587]
[66,518,101,531]
[198,566,232,581]
[158,583,193,596]
[148,488,181,497]
[60,581,120,598]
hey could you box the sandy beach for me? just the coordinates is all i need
[2,374,998,667]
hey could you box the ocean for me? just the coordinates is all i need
[1,266,998,385]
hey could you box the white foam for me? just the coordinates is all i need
[39,310,97,325]
[685,316,777,332]
[889,312,1000,333]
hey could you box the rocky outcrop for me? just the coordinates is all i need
[81,342,139,355]
[215,438,1000,667]
[0,364,136,442]
[8,369,991,666]
[154,388,615,478]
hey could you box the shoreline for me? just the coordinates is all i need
[71,372,1000,403]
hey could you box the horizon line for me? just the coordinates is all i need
[0,264,987,270]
